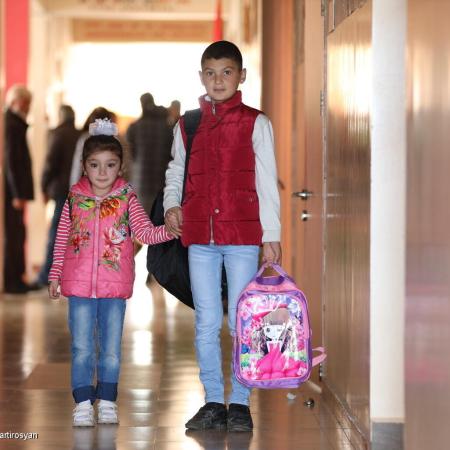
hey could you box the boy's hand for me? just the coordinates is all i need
[165,207,183,238]
[48,280,60,299]
[262,242,282,265]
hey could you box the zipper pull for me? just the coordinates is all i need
[212,102,216,115]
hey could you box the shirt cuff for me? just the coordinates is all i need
[262,229,281,243]
[163,200,181,215]
[48,267,62,282]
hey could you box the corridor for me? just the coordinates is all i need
[0,252,359,450]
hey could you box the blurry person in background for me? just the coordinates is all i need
[70,107,113,186]
[167,100,181,127]
[107,111,132,182]
[31,105,81,289]
[3,84,35,294]
[126,93,173,215]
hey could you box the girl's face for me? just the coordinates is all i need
[263,324,285,341]
[84,150,121,196]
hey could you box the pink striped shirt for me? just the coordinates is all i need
[49,195,171,281]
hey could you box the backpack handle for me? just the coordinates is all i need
[255,262,292,285]
[312,347,327,367]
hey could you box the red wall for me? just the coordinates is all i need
[5,0,29,90]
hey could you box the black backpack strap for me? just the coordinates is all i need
[182,108,202,202]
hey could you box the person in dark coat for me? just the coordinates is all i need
[3,84,34,293]
[32,105,81,288]
[126,93,173,215]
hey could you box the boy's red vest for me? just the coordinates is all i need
[180,91,263,246]
[61,177,135,299]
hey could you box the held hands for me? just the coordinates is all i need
[48,280,60,299]
[262,242,282,265]
[12,198,26,210]
[164,207,183,238]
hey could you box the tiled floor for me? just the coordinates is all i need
[0,251,358,449]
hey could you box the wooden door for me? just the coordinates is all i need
[262,0,324,381]
[291,0,325,380]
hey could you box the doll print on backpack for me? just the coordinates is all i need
[238,295,309,382]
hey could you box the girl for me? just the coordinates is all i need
[48,118,173,427]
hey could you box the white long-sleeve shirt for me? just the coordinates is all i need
[163,113,281,243]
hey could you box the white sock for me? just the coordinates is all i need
[98,399,116,407]
[77,400,91,407]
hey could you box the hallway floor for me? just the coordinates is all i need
[0,252,359,450]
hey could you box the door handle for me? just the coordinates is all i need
[301,210,311,221]
[292,189,313,200]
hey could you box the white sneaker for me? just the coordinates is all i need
[73,400,95,427]
[98,400,119,424]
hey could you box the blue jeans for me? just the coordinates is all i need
[68,297,126,403]
[188,244,259,406]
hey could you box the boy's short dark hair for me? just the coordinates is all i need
[201,40,243,70]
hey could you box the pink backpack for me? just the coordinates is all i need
[233,263,326,389]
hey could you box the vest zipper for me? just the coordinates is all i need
[209,216,214,243]
[91,199,101,298]
[210,101,216,240]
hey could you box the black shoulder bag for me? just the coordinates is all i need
[146,109,202,309]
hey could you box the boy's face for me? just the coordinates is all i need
[199,57,246,103]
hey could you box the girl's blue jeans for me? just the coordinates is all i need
[68,297,126,404]
[188,244,259,406]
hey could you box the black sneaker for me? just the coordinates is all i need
[227,403,253,432]
[185,402,227,430]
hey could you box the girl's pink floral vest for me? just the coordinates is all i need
[61,177,135,299]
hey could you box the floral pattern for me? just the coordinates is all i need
[67,188,131,272]
[100,197,121,219]
[69,216,91,253]
[101,217,129,271]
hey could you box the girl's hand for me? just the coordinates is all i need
[48,280,60,299]
[262,242,282,265]
[164,207,183,238]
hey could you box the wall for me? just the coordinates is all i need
[26,0,52,275]
[324,0,371,439]
[371,0,406,424]
[0,0,5,289]
[5,0,29,90]
[405,0,450,448]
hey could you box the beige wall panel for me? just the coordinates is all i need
[405,1,450,448]
[324,1,371,437]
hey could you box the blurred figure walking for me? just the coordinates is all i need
[167,100,181,127]
[126,93,173,215]
[32,105,81,288]
[3,84,34,293]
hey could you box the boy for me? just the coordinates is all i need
[164,40,281,432]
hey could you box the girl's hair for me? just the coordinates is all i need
[82,134,123,165]
[263,308,290,325]
[81,107,112,132]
